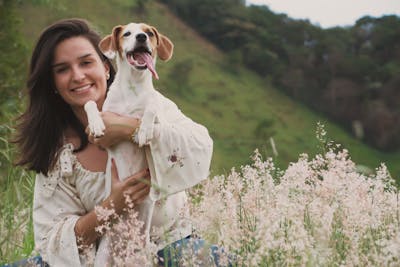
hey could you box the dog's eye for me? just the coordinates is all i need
[123,31,131,37]
[145,30,154,37]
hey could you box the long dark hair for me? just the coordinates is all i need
[13,18,115,174]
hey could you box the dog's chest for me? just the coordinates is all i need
[109,141,147,181]
[102,83,154,116]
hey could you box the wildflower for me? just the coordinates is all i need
[189,145,399,266]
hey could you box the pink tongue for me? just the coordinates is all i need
[134,52,159,80]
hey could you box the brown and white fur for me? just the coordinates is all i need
[84,23,175,265]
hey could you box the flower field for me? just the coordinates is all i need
[187,125,399,266]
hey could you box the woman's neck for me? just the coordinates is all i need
[71,106,88,127]
[63,127,80,147]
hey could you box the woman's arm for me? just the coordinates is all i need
[34,171,87,266]
[86,112,140,148]
[33,161,150,265]
[74,160,150,251]
[137,94,213,198]
[86,99,213,198]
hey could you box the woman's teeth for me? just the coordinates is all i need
[73,84,92,92]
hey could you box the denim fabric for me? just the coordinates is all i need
[157,236,231,267]
[2,238,231,267]
[1,256,48,267]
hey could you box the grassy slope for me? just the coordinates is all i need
[15,0,399,179]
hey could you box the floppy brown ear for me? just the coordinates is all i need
[99,25,123,59]
[152,27,174,61]
[158,34,174,61]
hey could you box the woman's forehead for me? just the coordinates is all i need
[53,36,98,63]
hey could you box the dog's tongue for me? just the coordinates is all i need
[134,52,159,80]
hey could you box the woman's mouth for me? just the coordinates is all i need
[71,84,93,93]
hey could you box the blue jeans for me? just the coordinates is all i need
[2,237,230,267]
[157,235,231,267]
[1,256,48,267]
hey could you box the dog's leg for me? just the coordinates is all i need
[140,198,155,246]
[84,100,105,137]
[94,235,112,267]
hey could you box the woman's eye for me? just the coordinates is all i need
[82,61,92,65]
[123,31,131,37]
[54,67,67,73]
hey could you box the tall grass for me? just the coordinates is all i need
[187,124,400,266]
[0,121,35,265]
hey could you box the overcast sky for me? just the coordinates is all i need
[246,0,400,28]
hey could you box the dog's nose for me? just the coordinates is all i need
[136,33,147,43]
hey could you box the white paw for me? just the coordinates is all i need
[89,117,105,137]
[85,101,105,137]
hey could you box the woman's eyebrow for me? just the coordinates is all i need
[78,53,94,60]
[52,53,93,67]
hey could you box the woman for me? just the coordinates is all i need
[13,18,214,266]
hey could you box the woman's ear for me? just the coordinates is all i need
[99,25,123,59]
[103,61,110,76]
[152,27,174,61]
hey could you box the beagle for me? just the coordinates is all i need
[85,22,173,137]
[84,23,212,265]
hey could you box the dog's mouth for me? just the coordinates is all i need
[126,46,159,80]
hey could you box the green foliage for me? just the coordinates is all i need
[328,210,351,265]
[0,121,35,264]
[0,12,32,263]
[166,59,194,98]
[161,0,400,152]
[254,118,275,140]
[0,0,28,117]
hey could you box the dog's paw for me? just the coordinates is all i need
[89,117,105,138]
[85,100,105,137]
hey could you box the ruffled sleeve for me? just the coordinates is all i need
[138,92,213,200]
[33,144,94,267]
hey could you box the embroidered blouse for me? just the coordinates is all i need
[33,102,213,266]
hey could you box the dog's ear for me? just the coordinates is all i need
[152,27,174,61]
[99,25,123,59]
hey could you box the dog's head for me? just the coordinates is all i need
[99,23,173,80]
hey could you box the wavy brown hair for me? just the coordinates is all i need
[13,18,115,174]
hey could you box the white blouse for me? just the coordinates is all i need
[33,92,213,267]
[33,143,105,266]
[33,109,213,267]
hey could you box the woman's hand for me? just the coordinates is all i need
[86,111,140,148]
[74,159,150,249]
[106,158,150,214]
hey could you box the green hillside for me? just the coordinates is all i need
[9,0,400,179]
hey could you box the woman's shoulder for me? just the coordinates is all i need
[35,143,76,198]
[36,141,105,198]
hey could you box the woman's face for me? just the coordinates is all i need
[52,36,109,111]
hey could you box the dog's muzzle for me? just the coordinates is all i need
[126,45,159,79]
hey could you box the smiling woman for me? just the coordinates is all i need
[52,37,109,114]
[10,18,216,266]
[11,18,153,266]
[14,19,116,174]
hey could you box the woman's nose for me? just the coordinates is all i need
[71,66,85,82]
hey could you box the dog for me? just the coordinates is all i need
[84,23,213,265]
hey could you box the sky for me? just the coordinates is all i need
[246,0,400,28]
